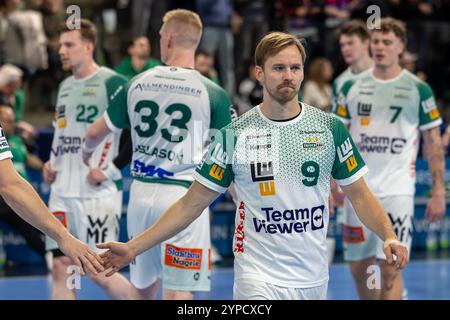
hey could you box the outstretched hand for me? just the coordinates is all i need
[58,235,105,276]
[97,242,135,277]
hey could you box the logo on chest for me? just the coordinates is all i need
[357,102,372,126]
[250,161,276,196]
[56,105,67,128]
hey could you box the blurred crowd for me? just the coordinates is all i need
[0,0,449,146]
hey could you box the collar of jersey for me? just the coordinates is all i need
[256,102,305,126]
[72,66,103,83]
[370,68,405,84]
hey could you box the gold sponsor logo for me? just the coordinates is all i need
[345,155,358,172]
[360,117,370,126]
[209,164,224,181]
[337,105,347,117]
[57,118,67,129]
[259,181,276,196]
[429,108,440,120]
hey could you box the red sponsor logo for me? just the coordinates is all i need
[98,141,112,167]
[234,201,246,253]
[164,244,202,270]
[208,248,211,270]
[342,225,365,243]
[53,211,67,228]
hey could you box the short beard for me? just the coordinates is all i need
[267,84,298,105]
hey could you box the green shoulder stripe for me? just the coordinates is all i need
[105,73,130,129]
[340,79,356,97]
[198,75,232,130]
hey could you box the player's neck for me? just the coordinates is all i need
[73,61,100,80]
[165,49,195,69]
[350,56,373,74]
[373,64,403,80]
[260,96,301,121]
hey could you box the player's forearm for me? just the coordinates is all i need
[423,127,446,195]
[84,117,112,150]
[0,175,67,243]
[351,190,397,241]
[26,154,44,170]
[128,193,206,257]
[342,179,397,241]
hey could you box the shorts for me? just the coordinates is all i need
[46,191,122,254]
[127,180,211,291]
[342,195,413,261]
[233,278,328,300]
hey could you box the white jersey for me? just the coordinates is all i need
[50,67,127,198]
[0,125,12,161]
[104,65,232,188]
[194,104,368,287]
[334,69,442,197]
[331,67,372,113]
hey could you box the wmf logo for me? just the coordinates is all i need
[87,215,109,244]
[357,102,372,126]
[250,161,276,196]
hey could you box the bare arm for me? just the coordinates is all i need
[0,158,67,241]
[0,159,104,274]
[26,154,44,170]
[341,177,408,269]
[98,182,221,274]
[341,178,396,242]
[422,127,446,222]
[82,116,112,165]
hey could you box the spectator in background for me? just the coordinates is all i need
[0,104,46,263]
[302,57,333,111]
[0,64,37,147]
[30,0,65,112]
[0,63,24,120]
[401,50,426,81]
[194,48,219,84]
[115,36,161,80]
[234,0,271,84]
[131,0,167,60]
[280,0,325,57]
[0,0,48,75]
[197,0,236,95]
[236,58,262,115]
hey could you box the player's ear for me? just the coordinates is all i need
[255,65,264,84]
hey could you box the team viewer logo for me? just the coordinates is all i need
[337,138,358,172]
[250,161,276,196]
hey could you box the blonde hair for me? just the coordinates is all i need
[255,32,306,68]
[374,17,407,44]
[162,9,203,48]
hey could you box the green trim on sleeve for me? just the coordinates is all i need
[195,127,236,190]
[105,74,130,129]
[331,118,366,181]
[417,81,442,126]
[333,79,354,121]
